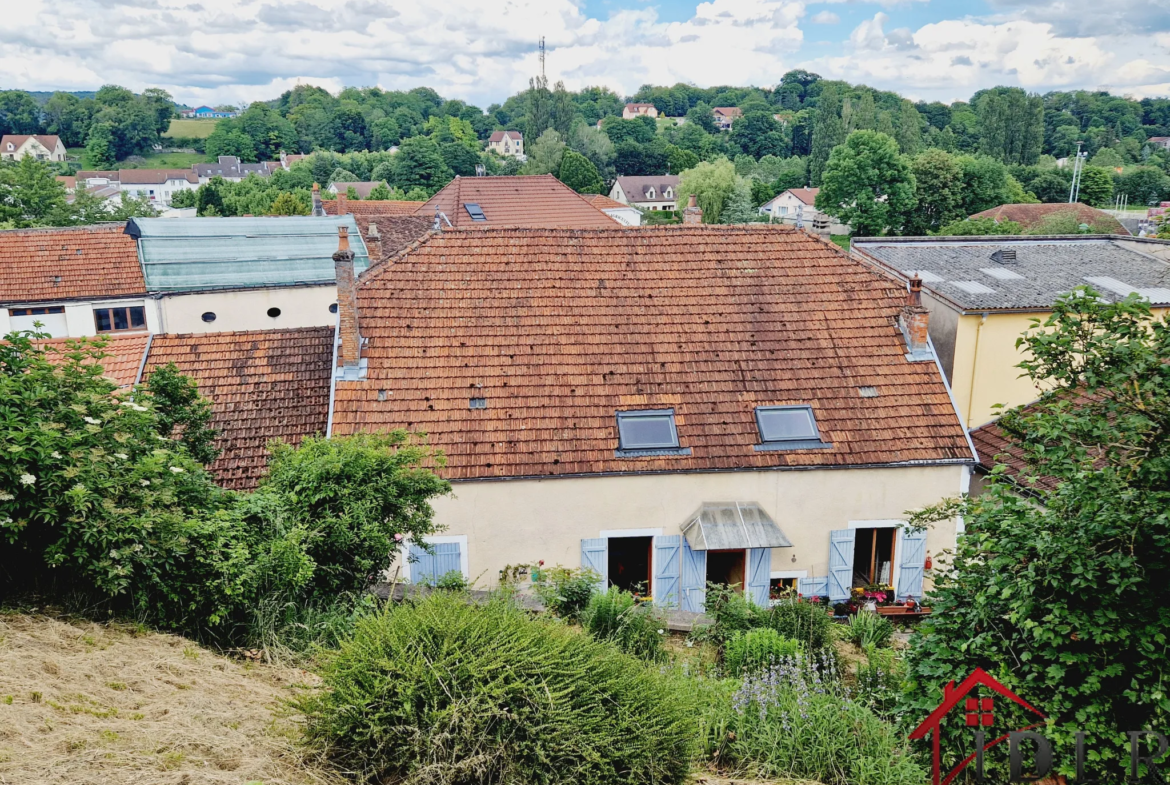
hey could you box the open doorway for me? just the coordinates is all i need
[607,536,652,596]
[852,528,896,588]
[707,549,746,592]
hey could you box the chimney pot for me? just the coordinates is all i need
[683,193,702,225]
[333,226,361,369]
[337,193,348,215]
[901,276,930,360]
[908,275,923,307]
[311,182,323,216]
[367,222,382,261]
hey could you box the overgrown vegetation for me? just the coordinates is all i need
[580,587,666,662]
[299,593,694,785]
[846,611,894,650]
[723,628,801,677]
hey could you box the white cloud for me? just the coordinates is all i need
[809,10,840,24]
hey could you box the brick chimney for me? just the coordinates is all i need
[901,275,931,360]
[337,192,348,216]
[366,222,382,262]
[333,226,361,369]
[683,193,702,225]
[312,183,323,216]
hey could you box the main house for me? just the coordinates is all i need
[327,225,975,607]
[758,187,850,235]
[623,103,658,119]
[2,134,67,162]
[713,107,743,130]
[487,130,524,159]
[609,175,680,211]
[851,234,1170,428]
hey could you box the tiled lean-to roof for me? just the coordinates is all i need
[0,224,146,304]
[322,199,427,217]
[35,334,150,388]
[331,226,973,480]
[144,328,334,490]
[416,175,619,229]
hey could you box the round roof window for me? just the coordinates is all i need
[329,303,338,314]
[201,312,216,323]
[267,307,281,318]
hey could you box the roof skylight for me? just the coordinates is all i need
[980,268,1025,281]
[464,203,487,222]
[952,280,997,294]
[754,405,831,451]
[615,409,687,455]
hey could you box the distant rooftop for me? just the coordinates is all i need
[853,235,1170,312]
[125,215,370,291]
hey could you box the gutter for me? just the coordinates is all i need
[132,332,155,387]
[324,309,340,438]
[965,313,988,430]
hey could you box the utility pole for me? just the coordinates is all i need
[1068,142,1084,204]
[539,37,545,80]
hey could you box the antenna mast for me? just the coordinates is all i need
[539,37,546,79]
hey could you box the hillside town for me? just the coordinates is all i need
[2,11,1170,785]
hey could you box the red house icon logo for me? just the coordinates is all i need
[909,668,1047,785]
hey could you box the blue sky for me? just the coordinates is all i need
[0,0,1167,106]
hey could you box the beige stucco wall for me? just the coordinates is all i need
[160,285,338,334]
[398,463,969,596]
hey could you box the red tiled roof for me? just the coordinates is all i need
[785,187,820,205]
[587,194,632,210]
[34,334,150,388]
[416,175,619,229]
[143,328,334,490]
[713,107,743,117]
[2,134,62,152]
[488,130,522,143]
[322,199,426,217]
[56,176,77,191]
[353,215,435,262]
[330,182,386,199]
[332,226,972,480]
[0,224,146,304]
[970,203,1129,235]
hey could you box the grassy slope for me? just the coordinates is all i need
[0,613,341,785]
[163,119,221,139]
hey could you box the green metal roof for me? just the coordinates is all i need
[126,216,370,292]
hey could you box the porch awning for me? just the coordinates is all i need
[680,502,793,551]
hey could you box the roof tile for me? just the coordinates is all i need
[417,175,618,229]
[0,224,145,304]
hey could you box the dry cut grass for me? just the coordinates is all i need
[0,613,342,785]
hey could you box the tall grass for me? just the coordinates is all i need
[581,587,666,662]
[298,592,694,784]
[723,628,801,677]
[846,611,894,649]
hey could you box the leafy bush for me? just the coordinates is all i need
[757,597,837,653]
[700,654,925,785]
[582,587,665,662]
[533,565,597,621]
[432,570,469,591]
[299,593,693,785]
[846,611,894,649]
[724,628,801,676]
[702,583,758,643]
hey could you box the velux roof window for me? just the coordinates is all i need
[615,409,691,457]
[464,203,487,222]
[754,405,831,451]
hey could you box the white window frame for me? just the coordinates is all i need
[399,534,469,582]
[847,520,907,593]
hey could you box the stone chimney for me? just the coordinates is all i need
[337,192,348,216]
[901,275,931,361]
[366,222,382,262]
[683,193,702,225]
[312,183,323,216]
[333,226,361,370]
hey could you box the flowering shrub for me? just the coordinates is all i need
[703,653,925,785]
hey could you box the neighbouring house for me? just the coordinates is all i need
[713,107,743,130]
[115,169,201,205]
[758,187,850,235]
[609,175,680,211]
[487,130,524,158]
[969,202,1129,235]
[1,134,67,162]
[0,216,374,339]
[279,151,307,169]
[623,103,658,119]
[1148,136,1170,151]
[327,225,974,605]
[179,106,238,119]
[851,235,1170,429]
[585,193,642,226]
[192,156,281,182]
[321,197,427,218]
[416,175,618,228]
[55,176,76,193]
[327,181,389,199]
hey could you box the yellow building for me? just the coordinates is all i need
[853,235,1170,429]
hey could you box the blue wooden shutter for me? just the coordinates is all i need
[653,535,682,608]
[432,542,462,580]
[828,529,856,601]
[898,528,928,600]
[580,538,608,591]
[680,538,707,613]
[747,548,771,607]
[409,542,437,585]
[798,576,828,597]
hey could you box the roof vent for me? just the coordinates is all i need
[858,386,879,398]
[990,249,1017,264]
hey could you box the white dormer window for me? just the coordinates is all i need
[647,187,656,199]
[5,143,12,151]
[665,187,674,199]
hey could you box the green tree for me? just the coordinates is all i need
[816,131,916,236]
[205,127,257,161]
[143,364,220,466]
[83,123,117,169]
[730,110,789,159]
[170,189,197,209]
[678,157,737,223]
[196,176,227,217]
[613,139,667,177]
[895,100,922,155]
[269,191,310,215]
[525,75,552,141]
[686,101,717,134]
[390,136,452,192]
[935,216,1023,236]
[905,148,964,235]
[1076,166,1113,206]
[956,155,1013,215]
[0,90,43,135]
[901,291,1170,781]
[720,177,757,224]
[808,85,844,186]
[43,92,91,148]
[1029,171,1072,203]
[853,91,876,131]
[557,150,604,194]
[0,155,69,226]
[665,144,699,174]
[977,87,1044,165]
[1115,166,1169,206]
[523,129,566,175]
[365,182,392,201]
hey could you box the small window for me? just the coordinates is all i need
[94,306,145,334]
[329,303,338,314]
[616,409,689,456]
[201,312,216,323]
[469,397,487,409]
[9,306,65,316]
[464,203,487,221]
[267,307,281,318]
[754,405,831,451]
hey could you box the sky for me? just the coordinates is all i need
[1,0,1168,108]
